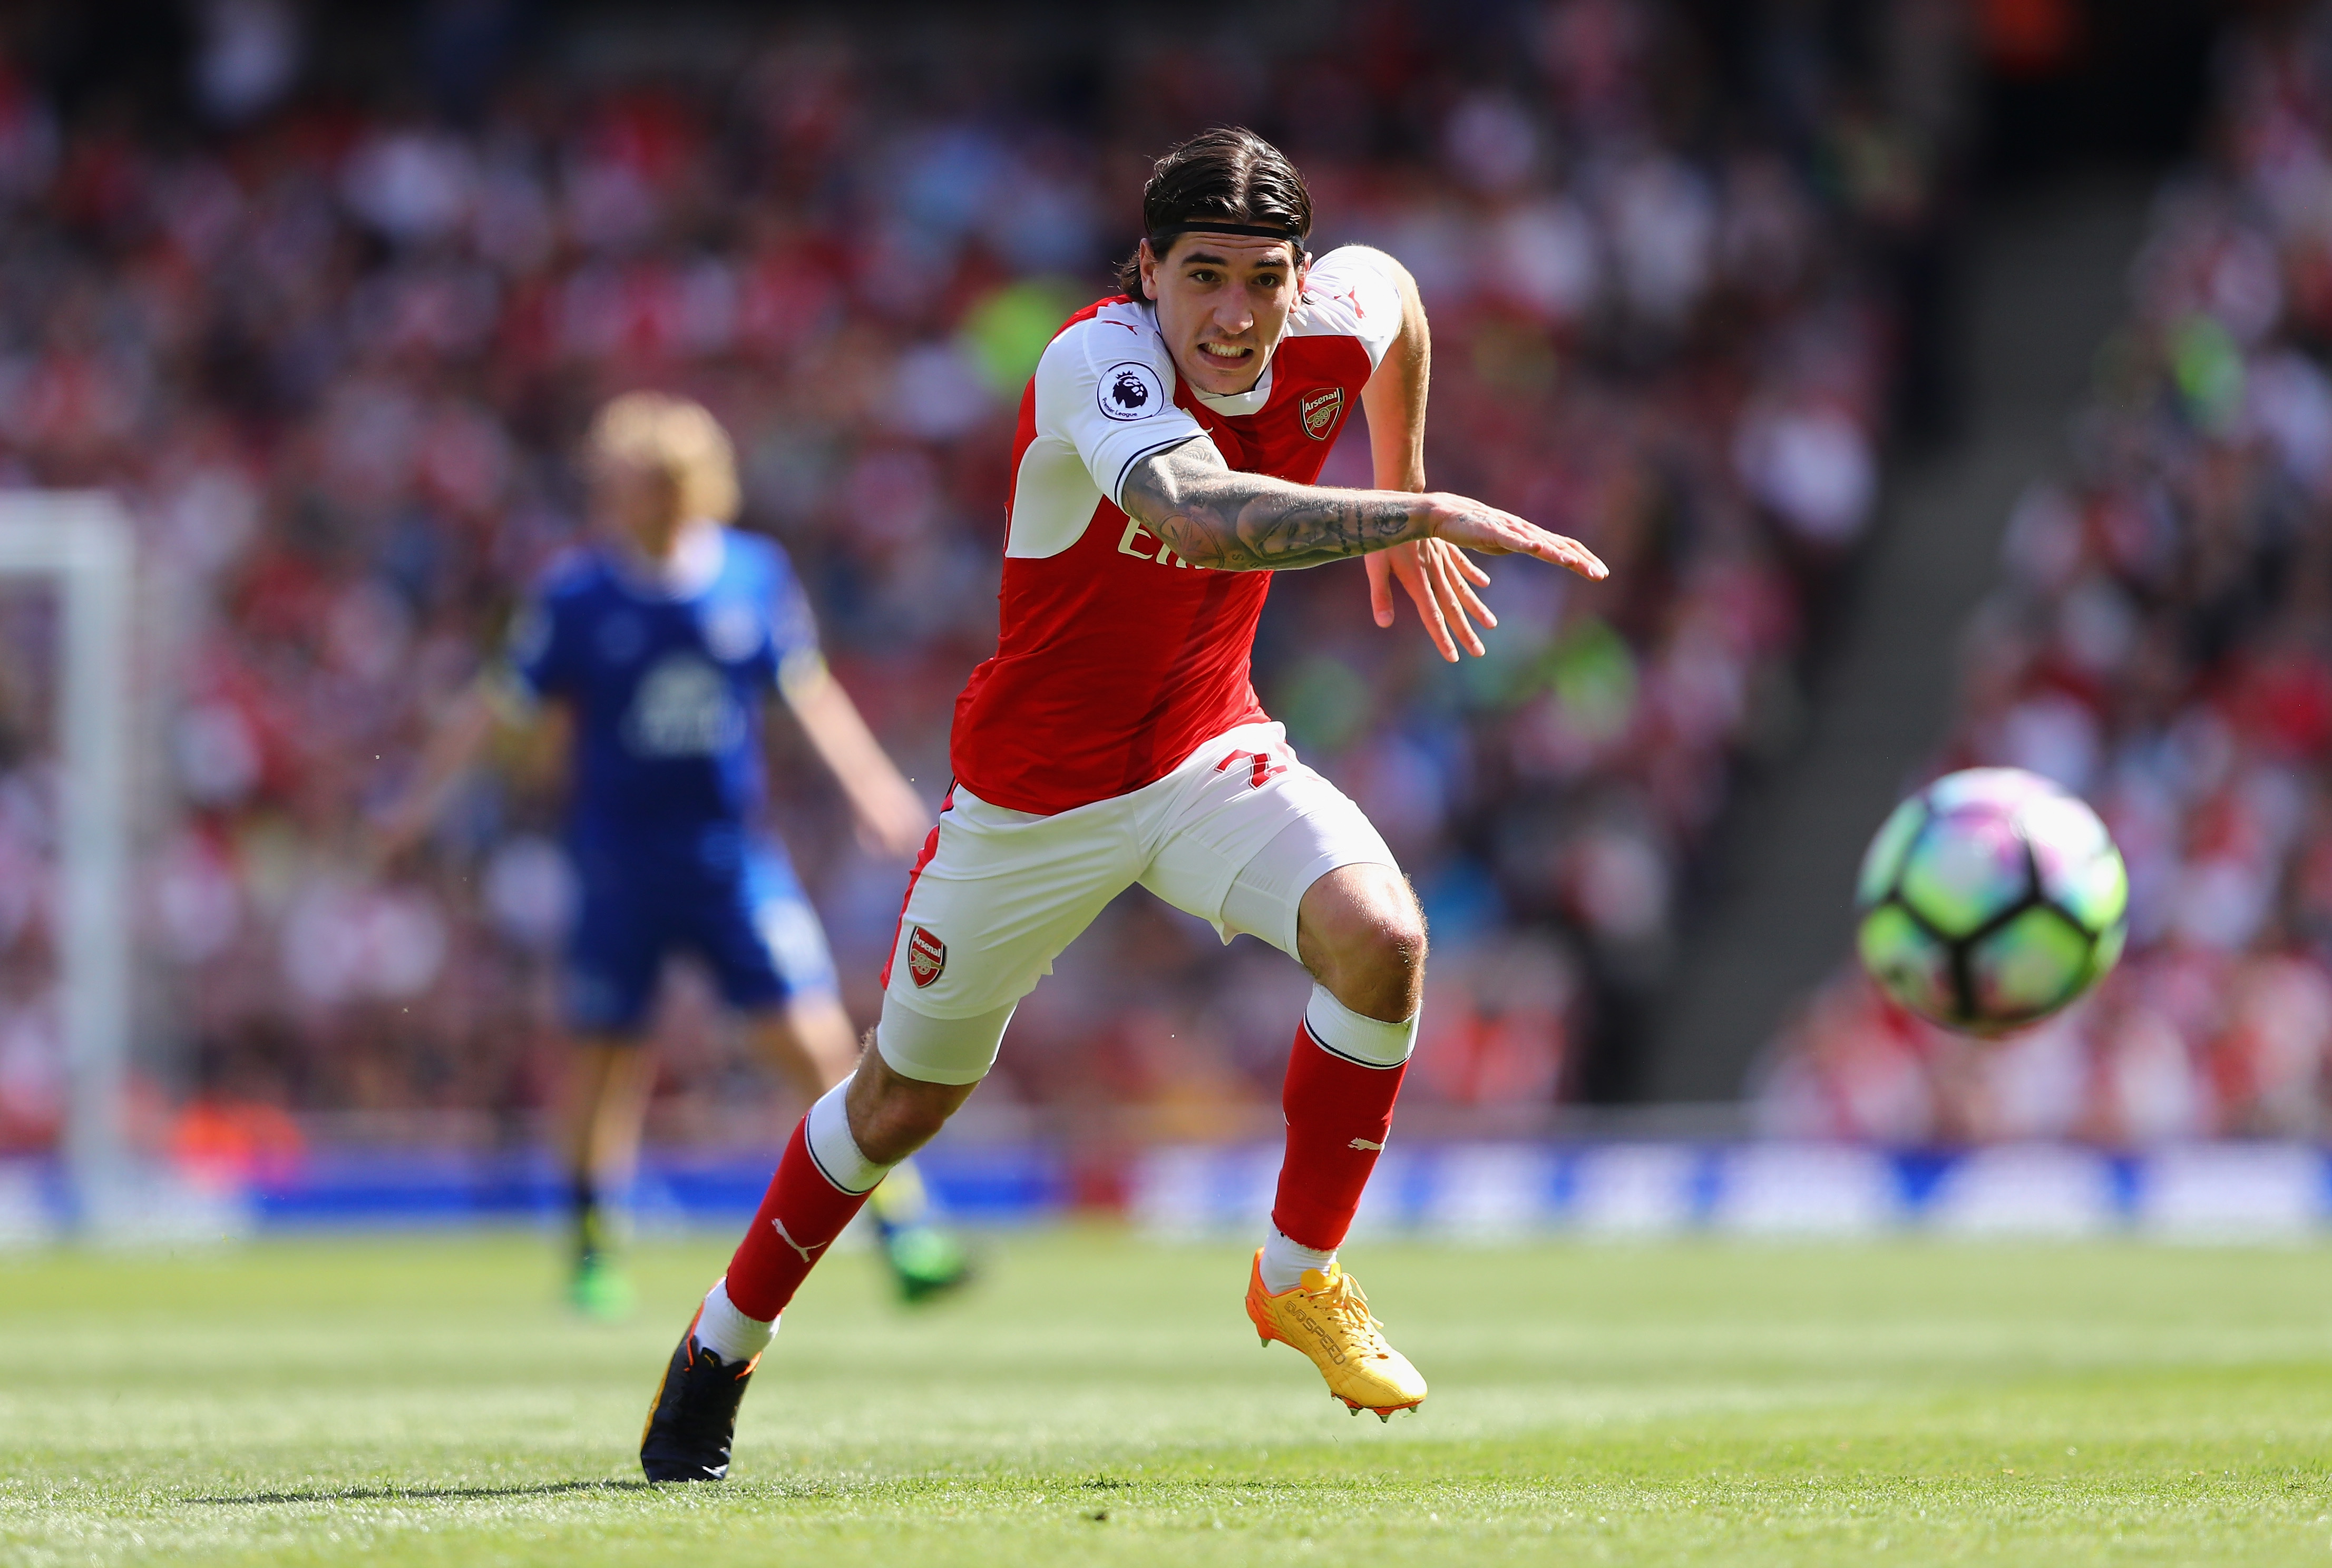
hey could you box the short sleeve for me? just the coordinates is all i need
[485,561,584,717]
[762,542,828,696]
[1298,247,1404,370]
[1033,313,1211,510]
[497,591,569,705]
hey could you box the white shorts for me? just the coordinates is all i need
[875,721,1396,1084]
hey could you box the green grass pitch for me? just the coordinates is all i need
[5,1226,2331,1565]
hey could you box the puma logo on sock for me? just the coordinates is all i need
[1348,1137,1384,1151]
[769,1215,828,1263]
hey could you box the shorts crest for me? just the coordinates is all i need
[906,925,947,987]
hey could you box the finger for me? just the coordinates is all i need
[1429,544,1486,657]
[1433,542,1496,628]
[1427,556,1483,652]
[1507,520,1608,580]
[1389,545,1455,658]
[1400,554,1459,662]
[1529,523,1609,580]
[1455,575,1495,632]
[1433,502,1611,580]
[1559,536,1611,580]
[1365,550,1395,628]
[1446,557,1497,631]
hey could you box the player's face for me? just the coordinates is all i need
[592,455,685,559]
[1141,234,1305,397]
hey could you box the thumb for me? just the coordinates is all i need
[1365,551,1394,627]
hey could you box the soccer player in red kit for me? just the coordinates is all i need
[639,126,1607,1480]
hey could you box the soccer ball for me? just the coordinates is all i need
[1854,767,2129,1035]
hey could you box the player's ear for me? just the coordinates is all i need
[1138,238,1158,302]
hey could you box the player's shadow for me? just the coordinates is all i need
[193,1480,651,1505]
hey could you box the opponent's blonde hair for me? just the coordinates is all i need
[586,391,740,523]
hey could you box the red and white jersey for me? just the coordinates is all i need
[950,246,1404,816]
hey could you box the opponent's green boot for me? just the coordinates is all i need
[867,1162,975,1305]
[568,1195,635,1320]
[570,1251,637,1320]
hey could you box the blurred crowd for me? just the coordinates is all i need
[1759,3,2332,1147]
[0,0,1955,1154]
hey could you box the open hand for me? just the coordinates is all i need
[853,783,934,863]
[1366,540,1498,662]
[360,798,432,876]
[1422,493,1607,581]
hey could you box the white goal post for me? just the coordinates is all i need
[0,493,132,1232]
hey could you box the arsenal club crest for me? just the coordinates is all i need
[906,925,947,987]
[1300,386,1344,441]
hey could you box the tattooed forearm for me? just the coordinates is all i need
[1123,441,1428,571]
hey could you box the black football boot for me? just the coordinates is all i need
[639,1314,757,1482]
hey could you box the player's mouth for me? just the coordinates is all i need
[1197,341,1256,362]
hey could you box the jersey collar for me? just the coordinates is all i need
[1194,363,1273,417]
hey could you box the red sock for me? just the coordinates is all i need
[1270,1019,1409,1252]
[722,1118,874,1321]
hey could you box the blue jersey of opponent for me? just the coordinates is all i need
[501,527,820,851]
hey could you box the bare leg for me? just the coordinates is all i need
[740,997,928,1222]
[560,1035,657,1308]
[1294,863,1428,1022]
[736,997,858,1099]
[745,998,979,1296]
[845,1048,979,1164]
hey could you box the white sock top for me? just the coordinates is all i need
[1303,983,1417,1068]
[692,1278,776,1365]
[1258,1226,1338,1295]
[804,1075,890,1195]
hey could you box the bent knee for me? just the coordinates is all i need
[1299,865,1428,1017]
[1344,904,1427,978]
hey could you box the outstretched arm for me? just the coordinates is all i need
[367,682,504,864]
[1120,439,1608,580]
[780,659,931,861]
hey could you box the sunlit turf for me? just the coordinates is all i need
[5,1224,2332,1565]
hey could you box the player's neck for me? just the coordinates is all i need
[614,518,725,597]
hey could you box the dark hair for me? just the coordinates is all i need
[1114,126,1313,297]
